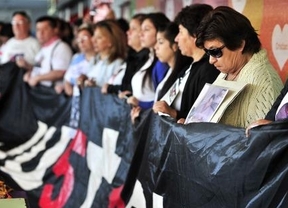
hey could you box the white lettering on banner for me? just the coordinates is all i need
[126,180,146,208]
[272,24,288,70]
[231,0,247,13]
[0,125,72,190]
[80,128,121,208]
[153,192,164,208]
[182,0,193,7]
[165,0,175,20]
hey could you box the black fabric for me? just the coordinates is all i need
[107,47,150,94]
[29,85,71,127]
[177,54,220,119]
[265,79,288,121]
[121,111,288,208]
[0,66,136,207]
[2,60,288,208]
[0,62,38,149]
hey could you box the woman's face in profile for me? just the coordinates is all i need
[154,31,175,64]
[127,19,142,51]
[92,27,112,54]
[77,30,93,53]
[203,39,245,74]
[140,19,157,48]
[174,24,194,57]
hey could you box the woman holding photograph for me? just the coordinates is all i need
[151,4,219,120]
[153,22,192,102]
[193,6,283,128]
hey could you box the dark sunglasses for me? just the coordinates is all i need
[204,45,225,58]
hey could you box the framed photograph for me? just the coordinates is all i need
[185,84,228,124]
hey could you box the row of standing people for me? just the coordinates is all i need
[3,5,287,130]
[124,4,284,129]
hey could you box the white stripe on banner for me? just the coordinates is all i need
[80,128,121,208]
[0,121,48,159]
[153,192,163,208]
[0,125,72,190]
[126,180,146,208]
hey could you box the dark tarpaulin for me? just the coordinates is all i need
[0,62,72,200]
[2,62,288,207]
[0,62,71,148]
[119,110,288,208]
[0,62,38,148]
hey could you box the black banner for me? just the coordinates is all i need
[1,62,288,208]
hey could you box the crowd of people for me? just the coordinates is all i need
[1,4,288,133]
[1,4,288,205]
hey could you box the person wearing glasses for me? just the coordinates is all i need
[151,4,219,120]
[1,11,40,65]
[195,6,283,128]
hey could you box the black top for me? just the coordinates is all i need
[177,54,220,119]
[265,79,288,121]
[107,47,150,94]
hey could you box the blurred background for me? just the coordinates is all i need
[0,0,287,81]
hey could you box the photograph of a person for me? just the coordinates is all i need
[185,86,228,124]
[275,96,288,120]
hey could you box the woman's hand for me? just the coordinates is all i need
[77,74,88,89]
[131,106,141,124]
[101,83,109,94]
[245,119,272,137]
[118,91,132,99]
[177,118,186,124]
[153,101,177,118]
[127,96,139,107]
[84,78,96,87]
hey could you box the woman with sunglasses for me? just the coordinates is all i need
[195,6,283,128]
[151,4,219,120]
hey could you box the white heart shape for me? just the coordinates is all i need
[182,0,193,7]
[272,24,288,71]
[231,0,247,13]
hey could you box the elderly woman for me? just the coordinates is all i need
[195,6,283,128]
